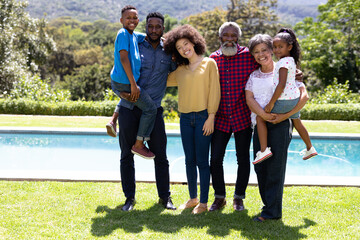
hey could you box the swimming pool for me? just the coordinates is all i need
[0,128,359,186]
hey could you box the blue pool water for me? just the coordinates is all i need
[1,132,359,186]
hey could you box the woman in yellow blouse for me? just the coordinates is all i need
[164,25,221,214]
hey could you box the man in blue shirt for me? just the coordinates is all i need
[108,12,176,211]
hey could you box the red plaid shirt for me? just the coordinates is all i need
[210,44,258,133]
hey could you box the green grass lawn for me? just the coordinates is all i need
[1,114,359,239]
[1,181,359,239]
[1,114,360,133]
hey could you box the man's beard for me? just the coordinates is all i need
[220,41,237,56]
[147,33,161,43]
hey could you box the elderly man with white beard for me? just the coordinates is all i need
[208,22,258,212]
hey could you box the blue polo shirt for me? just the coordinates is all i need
[110,28,145,84]
[120,39,176,109]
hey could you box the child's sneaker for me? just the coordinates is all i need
[106,121,117,137]
[253,147,272,165]
[300,146,318,160]
[131,145,155,160]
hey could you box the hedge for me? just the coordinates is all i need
[0,99,117,116]
[0,99,359,120]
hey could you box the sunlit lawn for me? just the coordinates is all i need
[1,181,359,239]
[1,114,359,239]
[1,114,360,133]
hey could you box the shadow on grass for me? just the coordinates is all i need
[91,203,316,239]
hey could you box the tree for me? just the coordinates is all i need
[226,0,279,43]
[0,0,55,95]
[294,0,360,92]
[187,0,279,53]
[187,8,227,53]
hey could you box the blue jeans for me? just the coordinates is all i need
[111,80,157,141]
[118,106,171,200]
[180,110,212,204]
[253,119,292,219]
[210,127,252,199]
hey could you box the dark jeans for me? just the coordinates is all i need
[253,119,292,219]
[112,80,157,141]
[180,110,212,204]
[118,106,170,200]
[210,127,252,199]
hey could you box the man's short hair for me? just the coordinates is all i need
[146,12,164,24]
[219,22,242,38]
[121,5,137,16]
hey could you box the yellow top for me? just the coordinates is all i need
[167,57,221,114]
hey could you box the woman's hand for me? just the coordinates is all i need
[268,113,288,124]
[261,112,276,122]
[264,102,274,113]
[203,113,215,136]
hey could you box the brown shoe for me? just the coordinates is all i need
[178,198,199,210]
[209,198,226,211]
[233,198,244,211]
[192,203,208,214]
[131,145,155,160]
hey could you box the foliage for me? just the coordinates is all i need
[187,0,279,53]
[310,80,360,104]
[226,0,279,43]
[6,75,70,102]
[161,93,179,119]
[300,103,360,121]
[0,99,117,116]
[295,0,360,92]
[1,98,360,121]
[0,0,55,94]
[25,0,325,25]
[187,8,227,53]
[62,63,112,101]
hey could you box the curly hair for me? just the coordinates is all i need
[163,24,206,65]
[274,27,301,67]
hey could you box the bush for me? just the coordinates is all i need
[301,104,360,121]
[0,99,117,116]
[0,99,359,120]
[6,75,71,102]
[310,80,360,104]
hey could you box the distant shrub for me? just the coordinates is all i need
[301,104,360,121]
[310,80,360,104]
[6,75,71,102]
[0,100,359,121]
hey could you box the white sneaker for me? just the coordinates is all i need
[253,147,272,164]
[300,146,318,160]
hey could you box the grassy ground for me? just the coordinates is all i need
[1,114,360,133]
[1,115,359,239]
[1,181,359,240]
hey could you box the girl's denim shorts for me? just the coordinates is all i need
[271,97,300,119]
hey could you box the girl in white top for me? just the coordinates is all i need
[249,29,317,164]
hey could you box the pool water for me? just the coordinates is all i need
[0,133,359,185]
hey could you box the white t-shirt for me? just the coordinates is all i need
[245,67,274,126]
[273,57,300,100]
[245,63,306,126]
